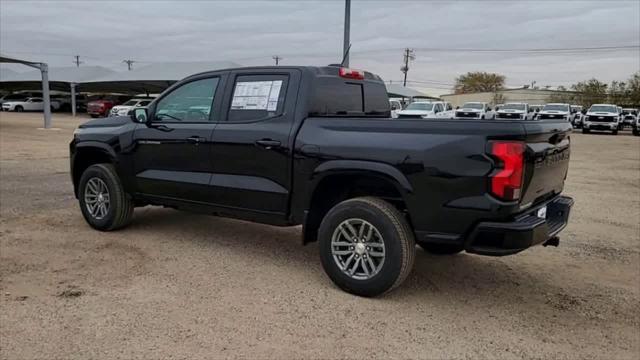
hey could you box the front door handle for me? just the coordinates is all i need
[255,139,281,149]
[187,136,205,144]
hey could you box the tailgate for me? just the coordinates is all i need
[520,120,572,206]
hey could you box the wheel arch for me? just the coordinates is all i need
[72,142,118,197]
[302,160,414,244]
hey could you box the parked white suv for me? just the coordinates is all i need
[583,104,621,135]
[1,97,64,112]
[454,102,493,119]
[397,101,454,119]
[110,98,154,117]
[495,103,533,120]
[537,103,571,121]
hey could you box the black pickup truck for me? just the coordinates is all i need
[70,65,573,297]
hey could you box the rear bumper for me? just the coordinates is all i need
[464,196,574,256]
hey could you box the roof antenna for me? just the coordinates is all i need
[340,43,352,67]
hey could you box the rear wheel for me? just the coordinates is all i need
[78,164,134,231]
[14,106,23,112]
[318,197,415,297]
[417,241,463,255]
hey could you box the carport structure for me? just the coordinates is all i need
[385,83,439,101]
[0,63,115,118]
[81,61,241,95]
[1,53,56,128]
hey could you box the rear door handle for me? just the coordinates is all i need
[187,136,205,144]
[255,139,281,149]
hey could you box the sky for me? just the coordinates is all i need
[1,0,639,96]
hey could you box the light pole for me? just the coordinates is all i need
[343,0,351,67]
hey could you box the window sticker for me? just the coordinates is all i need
[231,80,283,111]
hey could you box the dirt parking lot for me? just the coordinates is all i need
[1,112,639,359]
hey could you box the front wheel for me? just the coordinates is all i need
[318,197,415,297]
[582,129,590,134]
[78,164,134,231]
[14,106,23,112]
[633,128,639,136]
[612,130,618,135]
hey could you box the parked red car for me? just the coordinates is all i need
[87,96,130,118]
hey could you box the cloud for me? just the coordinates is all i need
[1,0,639,94]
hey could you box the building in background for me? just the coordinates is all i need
[441,88,577,108]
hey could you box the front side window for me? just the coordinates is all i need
[228,74,288,122]
[154,77,219,122]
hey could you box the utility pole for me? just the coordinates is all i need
[343,0,351,67]
[401,48,415,87]
[272,55,282,66]
[72,55,83,67]
[122,59,135,71]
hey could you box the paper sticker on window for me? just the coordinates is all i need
[231,80,283,111]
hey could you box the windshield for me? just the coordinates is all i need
[589,105,617,113]
[502,104,526,111]
[543,104,569,112]
[122,100,138,106]
[405,103,433,111]
[622,109,637,115]
[461,103,483,110]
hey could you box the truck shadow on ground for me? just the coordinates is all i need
[126,207,585,309]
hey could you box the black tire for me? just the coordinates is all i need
[582,128,590,134]
[417,241,463,255]
[78,164,134,231]
[90,114,98,118]
[318,197,415,297]
[14,106,23,112]
[612,130,618,135]
[633,128,639,136]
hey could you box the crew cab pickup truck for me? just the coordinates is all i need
[583,104,621,135]
[537,103,572,121]
[396,101,454,119]
[495,103,534,120]
[454,102,494,119]
[70,65,574,297]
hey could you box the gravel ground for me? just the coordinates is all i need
[1,112,639,359]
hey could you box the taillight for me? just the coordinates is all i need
[488,141,525,201]
[339,67,365,80]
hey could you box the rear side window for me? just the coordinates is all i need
[227,74,289,122]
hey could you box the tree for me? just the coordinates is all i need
[571,79,608,108]
[454,72,506,94]
[624,72,640,105]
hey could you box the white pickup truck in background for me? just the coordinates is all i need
[583,104,621,135]
[495,103,534,120]
[454,102,494,119]
[396,101,454,119]
[537,103,572,121]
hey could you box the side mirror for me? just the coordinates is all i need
[434,109,440,114]
[132,107,148,123]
